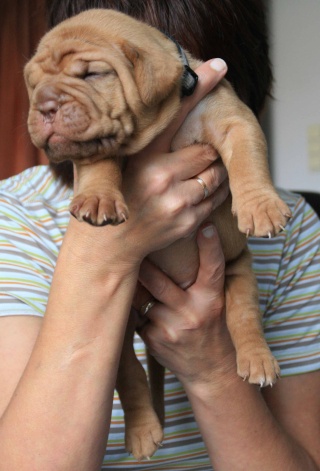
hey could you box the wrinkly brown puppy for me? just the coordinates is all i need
[25,9,291,460]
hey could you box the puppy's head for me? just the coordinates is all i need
[24,9,184,162]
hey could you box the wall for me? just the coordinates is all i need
[0,0,46,180]
[267,0,320,192]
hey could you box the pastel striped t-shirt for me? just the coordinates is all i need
[0,165,320,470]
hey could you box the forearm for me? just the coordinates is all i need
[184,358,318,471]
[0,222,139,471]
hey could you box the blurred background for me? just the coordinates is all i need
[0,0,319,192]
[265,0,320,192]
[0,0,47,179]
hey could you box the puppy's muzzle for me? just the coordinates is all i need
[34,84,61,123]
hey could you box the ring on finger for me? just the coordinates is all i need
[139,299,156,316]
[194,177,209,200]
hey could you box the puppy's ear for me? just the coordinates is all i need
[120,41,183,107]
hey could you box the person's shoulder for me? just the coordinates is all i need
[256,189,320,376]
[248,188,320,273]
[277,189,320,247]
[0,165,71,241]
[0,165,71,205]
[277,188,319,222]
[276,188,301,208]
[249,189,319,247]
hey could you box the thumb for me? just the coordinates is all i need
[196,223,225,291]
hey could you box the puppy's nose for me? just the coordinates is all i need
[35,85,60,122]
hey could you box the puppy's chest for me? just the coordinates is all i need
[171,100,207,151]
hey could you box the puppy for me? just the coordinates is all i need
[24,9,291,460]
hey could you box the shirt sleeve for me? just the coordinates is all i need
[0,189,58,318]
[249,190,320,376]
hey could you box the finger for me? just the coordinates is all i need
[144,58,227,152]
[195,224,225,294]
[138,259,185,312]
[166,144,220,182]
[176,59,228,130]
[189,159,229,205]
[130,143,218,182]
[132,281,153,313]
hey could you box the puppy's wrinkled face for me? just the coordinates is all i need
[24,9,183,163]
[25,41,133,161]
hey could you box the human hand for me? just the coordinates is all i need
[136,224,235,386]
[121,59,229,259]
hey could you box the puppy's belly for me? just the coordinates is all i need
[148,235,199,289]
[148,197,247,290]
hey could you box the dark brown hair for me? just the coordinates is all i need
[46,0,273,183]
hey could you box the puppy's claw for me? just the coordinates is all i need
[101,214,116,226]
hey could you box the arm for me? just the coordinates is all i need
[138,223,320,470]
[0,60,228,471]
[0,225,140,471]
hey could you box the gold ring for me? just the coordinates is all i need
[139,300,156,316]
[195,177,209,200]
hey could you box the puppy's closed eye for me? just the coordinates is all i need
[82,68,116,81]
[82,71,104,80]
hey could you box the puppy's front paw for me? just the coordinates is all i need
[237,348,281,387]
[232,190,292,237]
[70,191,129,226]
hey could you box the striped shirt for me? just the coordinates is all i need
[0,165,320,470]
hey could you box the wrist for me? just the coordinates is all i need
[64,217,143,276]
[49,219,141,322]
[181,350,242,400]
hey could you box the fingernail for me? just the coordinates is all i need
[210,58,227,72]
[202,224,215,238]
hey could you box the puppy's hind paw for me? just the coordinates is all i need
[125,422,164,462]
[237,349,281,388]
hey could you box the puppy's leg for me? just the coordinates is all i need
[204,86,292,237]
[225,248,280,386]
[70,158,129,226]
[214,112,291,238]
[173,80,292,237]
[116,314,163,461]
